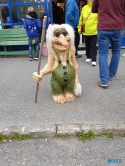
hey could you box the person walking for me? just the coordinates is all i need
[92,0,125,87]
[52,2,63,24]
[78,0,98,66]
[24,7,42,61]
[65,0,82,58]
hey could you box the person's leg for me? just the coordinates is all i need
[74,28,81,58]
[28,38,33,60]
[98,30,110,84]
[90,35,97,62]
[34,37,39,59]
[85,36,91,60]
[109,30,123,79]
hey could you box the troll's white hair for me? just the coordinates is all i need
[46,24,75,51]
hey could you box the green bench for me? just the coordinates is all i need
[0,28,34,58]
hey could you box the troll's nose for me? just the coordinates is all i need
[58,34,70,48]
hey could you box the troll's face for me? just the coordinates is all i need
[52,27,71,51]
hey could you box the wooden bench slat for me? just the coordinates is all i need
[0,38,28,41]
[0,34,27,36]
[0,51,29,56]
[0,33,27,37]
[0,41,28,46]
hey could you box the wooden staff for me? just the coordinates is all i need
[35,16,47,103]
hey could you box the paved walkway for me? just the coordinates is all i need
[0,49,125,136]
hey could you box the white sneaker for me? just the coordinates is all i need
[122,53,125,57]
[34,57,39,60]
[86,59,91,63]
[92,62,96,66]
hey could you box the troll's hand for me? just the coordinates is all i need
[33,72,42,82]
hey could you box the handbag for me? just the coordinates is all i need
[81,23,85,33]
[81,12,91,33]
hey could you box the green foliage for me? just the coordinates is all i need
[0,131,124,144]
[76,130,97,142]
[76,131,116,142]
[0,133,31,143]
[120,133,125,137]
[105,132,114,138]
[0,133,11,143]
[98,132,114,138]
[13,133,31,141]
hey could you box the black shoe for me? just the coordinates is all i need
[75,54,82,58]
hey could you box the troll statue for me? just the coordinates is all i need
[33,24,81,104]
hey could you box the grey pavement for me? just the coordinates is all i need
[0,48,125,136]
[0,136,125,166]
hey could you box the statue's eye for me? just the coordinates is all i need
[55,32,60,37]
[63,32,68,36]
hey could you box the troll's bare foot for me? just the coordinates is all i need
[65,93,76,102]
[52,95,66,104]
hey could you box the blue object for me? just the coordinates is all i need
[98,30,123,84]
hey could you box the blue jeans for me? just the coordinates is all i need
[28,37,39,58]
[98,30,123,84]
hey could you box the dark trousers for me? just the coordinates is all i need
[85,35,97,62]
[74,28,80,55]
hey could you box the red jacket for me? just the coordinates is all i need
[92,0,125,30]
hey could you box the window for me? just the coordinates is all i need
[0,0,52,29]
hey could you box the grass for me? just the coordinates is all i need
[76,130,123,142]
[0,133,45,143]
[0,131,124,143]
[0,133,31,143]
